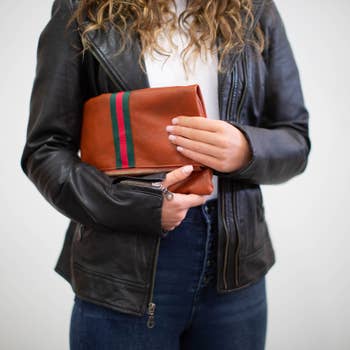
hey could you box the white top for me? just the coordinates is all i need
[143,0,219,200]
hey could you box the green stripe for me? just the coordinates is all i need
[122,91,135,167]
[109,93,122,168]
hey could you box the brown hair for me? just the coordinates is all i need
[68,0,264,77]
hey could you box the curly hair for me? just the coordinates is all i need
[68,0,264,78]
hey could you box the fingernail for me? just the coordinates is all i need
[182,165,193,173]
[172,118,178,124]
[168,134,176,141]
[166,125,174,132]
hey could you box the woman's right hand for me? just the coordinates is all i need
[160,165,208,232]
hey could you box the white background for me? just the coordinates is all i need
[1,0,349,349]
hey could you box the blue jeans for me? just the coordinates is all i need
[70,198,267,349]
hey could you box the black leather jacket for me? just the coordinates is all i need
[20,0,311,328]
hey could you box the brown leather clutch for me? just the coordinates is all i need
[80,84,214,195]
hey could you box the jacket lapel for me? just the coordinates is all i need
[85,21,150,91]
[84,21,229,109]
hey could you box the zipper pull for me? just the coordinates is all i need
[151,182,174,200]
[76,223,84,241]
[146,302,156,328]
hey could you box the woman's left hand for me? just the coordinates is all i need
[165,116,252,173]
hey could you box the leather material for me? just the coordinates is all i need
[80,84,214,194]
[20,0,311,316]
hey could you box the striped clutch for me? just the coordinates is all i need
[80,84,213,195]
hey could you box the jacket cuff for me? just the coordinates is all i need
[111,171,168,238]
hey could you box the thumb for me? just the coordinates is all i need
[162,165,194,187]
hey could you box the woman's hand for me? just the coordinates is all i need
[160,165,208,232]
[166,116,252,173]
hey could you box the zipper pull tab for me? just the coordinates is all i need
[146,302,156,328]
[151,182,174,200]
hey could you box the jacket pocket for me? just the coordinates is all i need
[71,224,156,288]
[236,183,269,257]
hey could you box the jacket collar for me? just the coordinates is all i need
[80,0,264,111]
[83,21,231,94]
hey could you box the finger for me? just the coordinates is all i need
[172,116,221,132]
[176,146,220,170]
[178,193,208,208]
[162,164,194,187]
[168,134,224,159]
[166,125,224,147]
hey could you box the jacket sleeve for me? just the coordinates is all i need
[213,0,311,184]
[20,0,166,236]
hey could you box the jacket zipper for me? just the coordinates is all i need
[220,182,230,290]
[146,234,161,328]
[220,56,240,290]
[118,179,173,199]
[226,61,239,120]
[236,50,248,122]
[221,49,248,290]
[117,178,168,327]
[231,50,248,286]
[76,223,84,241]
[232,185,240,286]
[118,179,159,187]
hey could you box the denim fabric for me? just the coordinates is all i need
[70,198,267,350]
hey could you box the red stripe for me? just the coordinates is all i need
[115,92,129,168]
